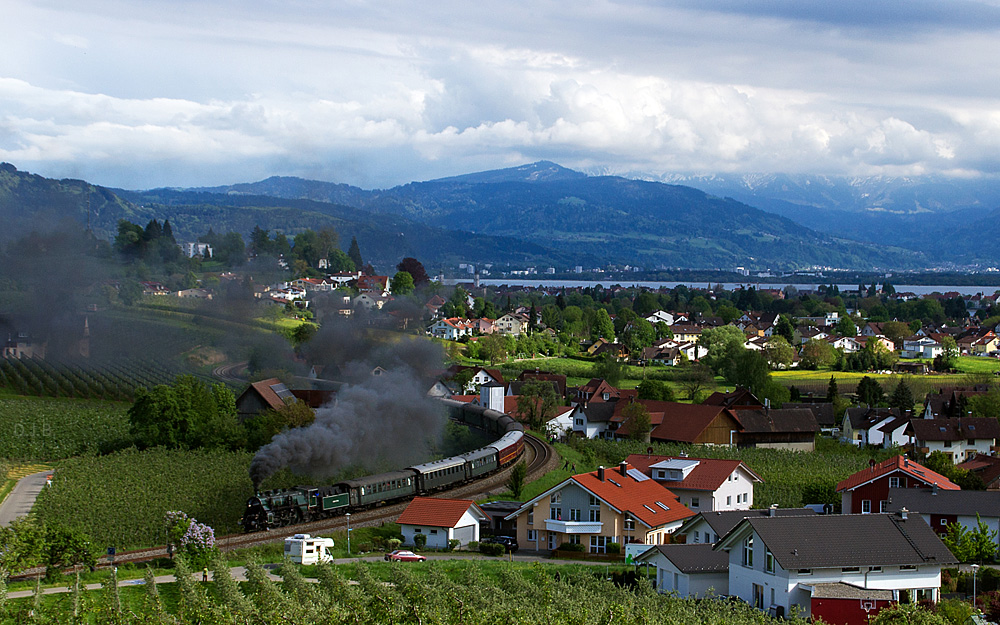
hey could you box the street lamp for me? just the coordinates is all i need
[346,513,351,556]
[972,564,980,611]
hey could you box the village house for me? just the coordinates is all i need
[841,408,905,447]
[731,408,819,451]
[835,456,959,515]
[637,543,730,598]
[625,453,762,512]
[714,511,956,621]
[356,275,390,296]
[887,487,1000,548]
[906,417,1000,463]
[504,463,695,552]
[674,507,817,546]
[396,497,487,549]
[495,312,530,336]
[428,317,473,340]
[957,453,1000,489]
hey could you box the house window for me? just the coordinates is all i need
[527,530,537,541]
[900,565,916,571]
[727,496,732,506]
[550,507,562,520]
[944,440,952,448]
[880,500,888,513]
[969,439,976,446]
[551,492,561,505]
[589,508,601,522]
[842,567,860,573]
[889,477,902,488]
[690,497,700,508]
[430,529,438,535]
[624,516,635,531]
[693,532,700,543]
[575,419,583,426]
[590,535,608,553]
[570,509,581,522]
[742,536,754,567]
[940,519,948,526]
[797,569,812,575]
[414,528,422,533]
[765,548,775,574]
[870,566,882,573]
[528,510,534,524]
[569,535,581,545]
[862,500,872,514]
[603,393,610,400]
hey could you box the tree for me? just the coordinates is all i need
[775,315,796,344]
[942,515,998,563]
[516,379,559,430]
[763,336,794,370]
[479,334,509,365]
[129,375,243,450]
[970,389,1000,420]
[856,376,885,407]
[679,363,714,401]
[507,462,527,499]
[593,354,626,387]
[592,309,615,342]
[698,325,747,374]
[0,517,46,577]
[888,378,915,414]
[390,271,415,295]
[636,379,674,402]
[43,525,96,580]
[881,321,912,348]
[622,318,655,354]
[800,338,836,369]
[826,375,839,403]
[723,349,772,396]
[347,236,363,270]
[397,257,430,286]
[621,402,652,442]
[835,316,857,337]
[868,603,948,625]
[936,336,959,371]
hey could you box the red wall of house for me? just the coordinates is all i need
[929,514,957,536]
[811,598,894,625]
[847,471,932,514]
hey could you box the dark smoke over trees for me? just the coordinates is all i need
[249,319,447,485]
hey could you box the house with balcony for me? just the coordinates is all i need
[906,417,1000,463]
[714,511,956,622]
[504,462,694,552]
[835,456,959,515]
[625,454,762,512]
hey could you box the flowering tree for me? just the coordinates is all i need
[165,511,216,567]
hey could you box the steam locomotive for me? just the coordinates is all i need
[240,399,524,532]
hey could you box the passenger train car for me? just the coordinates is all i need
[241,399,524,532]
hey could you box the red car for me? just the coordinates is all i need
[385,550,426,562]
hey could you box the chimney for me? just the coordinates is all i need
[598,466,605,481]
[768,504,778,517]
[899,507,908,520]
[932,483,938,495]
[904,458,909,467]
[619,461,628,477]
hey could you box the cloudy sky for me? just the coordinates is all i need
[4,0,1000,189]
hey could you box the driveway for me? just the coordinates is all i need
[0,471,50,527]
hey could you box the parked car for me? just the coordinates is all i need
[385,550,426,562]
[482,535,518,552]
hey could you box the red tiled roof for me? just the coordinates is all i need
[248,377,287,411]
[396,497,484,528]
[572,465,695,528]
[835,455,960,493]
[624,454,762,491]
[645,403,738,444]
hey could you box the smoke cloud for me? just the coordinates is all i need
[249,321,448,486]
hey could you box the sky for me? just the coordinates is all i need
[4,0,1000,190]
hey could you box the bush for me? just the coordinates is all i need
[556,542,586,552]
[479,543,505,557]
[467,541,479,552]
[607,542,621,554]
[447,539,460,551]
[413,533,427,550]
[387,538,402,552]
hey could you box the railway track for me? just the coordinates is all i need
[211,361,248,384]
[34,434,559,573]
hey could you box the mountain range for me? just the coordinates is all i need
[3,160,999,272]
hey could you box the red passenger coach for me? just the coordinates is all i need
[489,431,524,467]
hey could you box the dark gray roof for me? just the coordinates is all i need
[684,508,817,539]
[782,403,836,428]
[908,418,1000,442]
[809,583,893,600]
[887,487,1000,518]
[728,513,957,570]
[845,407,901,430]
[577,402,616,423]
[639,543,729,573]
[736,409,819,434]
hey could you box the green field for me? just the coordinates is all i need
[33,447,255,550]
[0,397,130,461]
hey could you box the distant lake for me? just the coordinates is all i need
[446,278,1000,297]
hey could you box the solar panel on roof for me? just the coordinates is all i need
[627,468,650,482]
[270,383,294,401]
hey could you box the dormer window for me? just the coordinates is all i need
[603,393,610,400]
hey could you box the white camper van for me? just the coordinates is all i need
[283,534,335,565]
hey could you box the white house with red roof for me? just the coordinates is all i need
[835,456,959,515]
[396,497,487,549]
[625,453,762,512]
[428,317,474,340]
[504,462,695,553]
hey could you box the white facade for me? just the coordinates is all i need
[649,461,755,512]
[283,534,335,565]
[569,405,612,439]
[400,509,482,549]
[914,438,995,463]
[645,552,728,598]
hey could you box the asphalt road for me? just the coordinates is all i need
[0,471,49,527]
